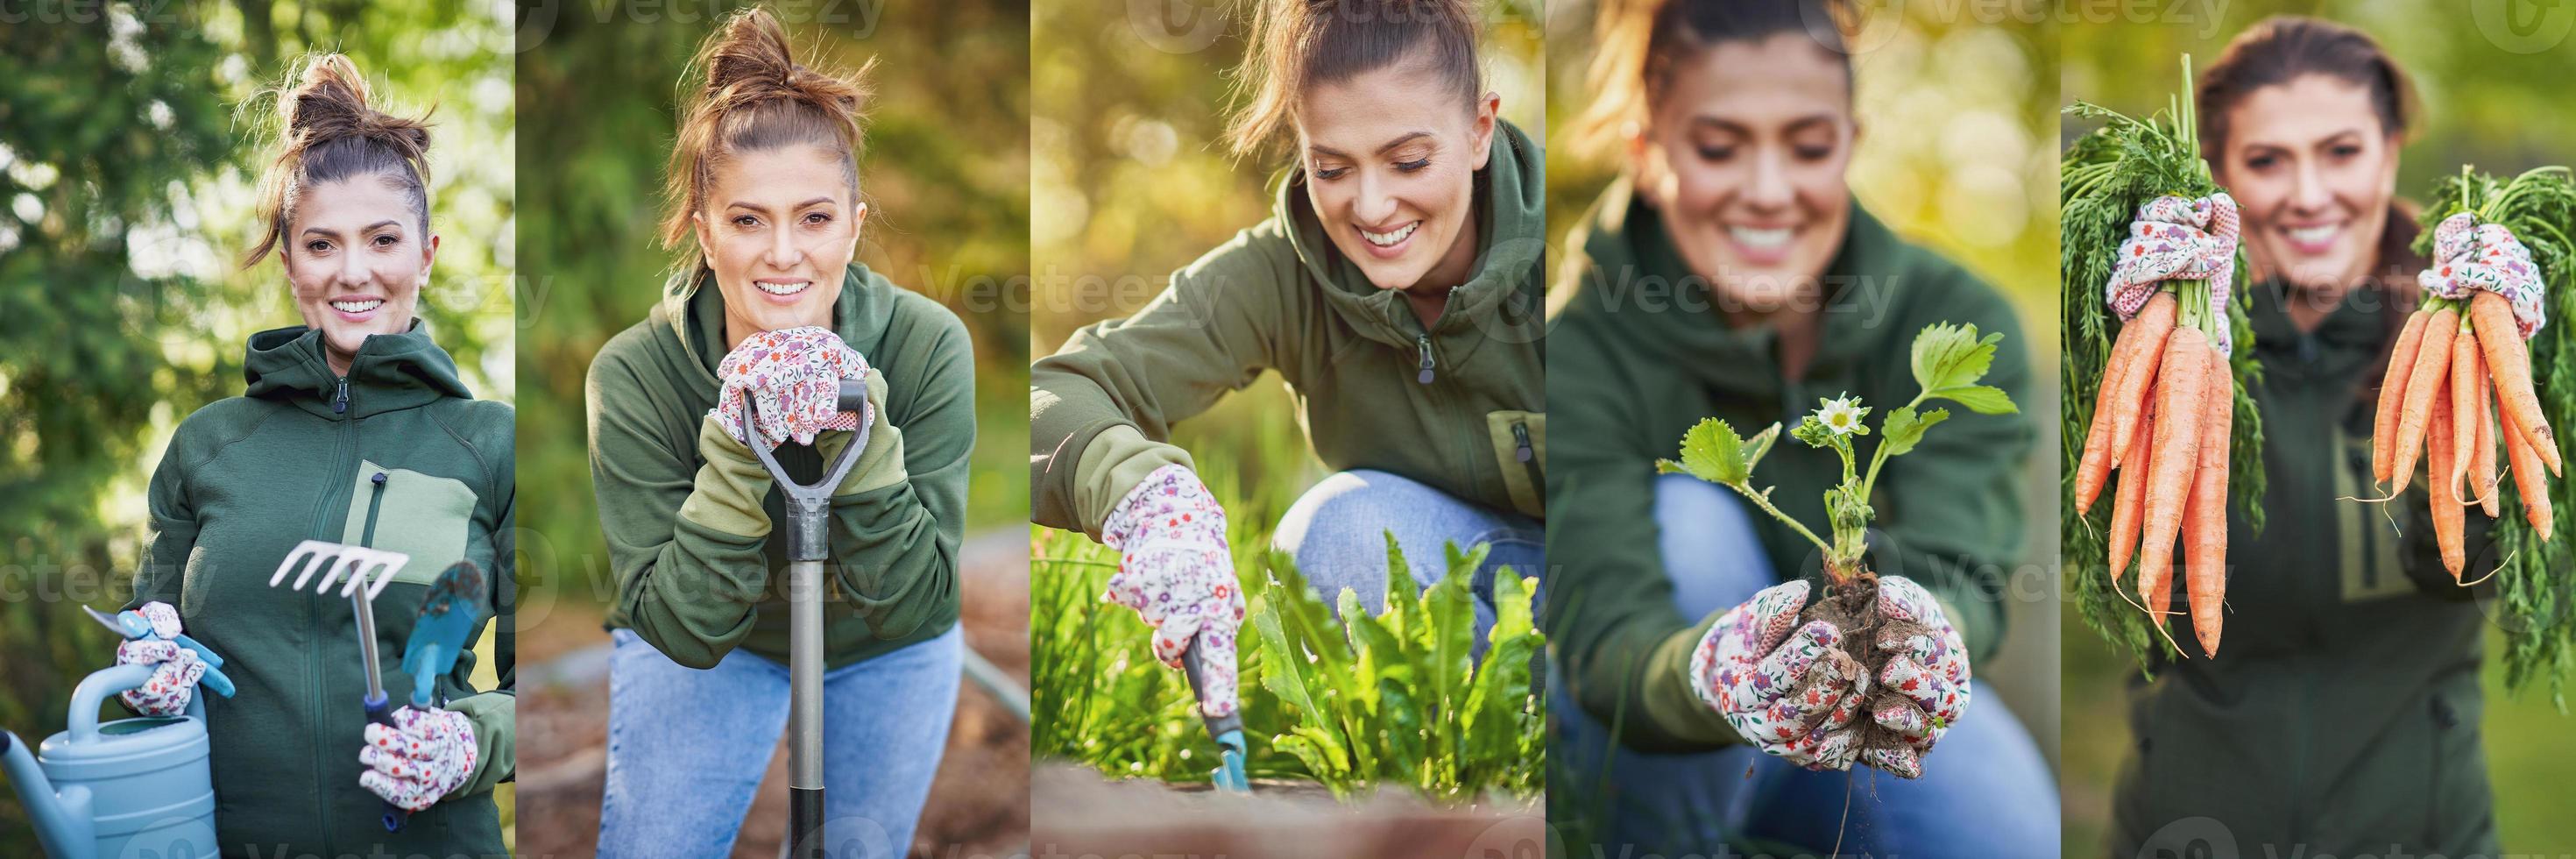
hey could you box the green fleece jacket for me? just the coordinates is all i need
[587,263,971,671]
[1546,181,2034,752]
[128,322,513,855]
[2112,283,2497,856]
[1032,118,1546,533]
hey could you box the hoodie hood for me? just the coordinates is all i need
[1277,117,1546,348]
[244,319,473,419]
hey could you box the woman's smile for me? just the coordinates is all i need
[1356,219,1422,257]
[1725,222,1801,266]
[754,276,817,302]
[2278,220,2345,255]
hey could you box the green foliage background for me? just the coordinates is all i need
[0,1,513,843]
[512,0,1030,638]
[2060,4,2576,855]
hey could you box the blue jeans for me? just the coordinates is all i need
[1270,469,1545,646]
[1552,473,2056,857]
[598,625,963,858]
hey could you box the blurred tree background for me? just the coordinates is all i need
[0,0,513,843]
[512,0,1029,639]
[1030,0,1543,508]
[1540,0,2065,814]
[2061,4,2576,854]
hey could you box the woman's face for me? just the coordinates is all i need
[693,144,864,347]
[1296,58,1497,293]
[2212,74,2399,297]
[1631,33,1856,313]
[284,176,435,373]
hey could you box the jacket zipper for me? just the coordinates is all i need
[1512,420,1542,510]
[307,372,360,849]
[362,472,388,547]
[1415,334,1436,385]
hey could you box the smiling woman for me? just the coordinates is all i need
[1027,0,1547,833]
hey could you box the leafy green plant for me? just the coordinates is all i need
[2060,53,2266,673]
[2415,165,2576,705]
[1658,323,2017,769]
[1032,527,1544,801]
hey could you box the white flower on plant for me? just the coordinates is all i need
[1815,394,1869,437]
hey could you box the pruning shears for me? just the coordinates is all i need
[83,606,237,699]
[1181,643,1249,793]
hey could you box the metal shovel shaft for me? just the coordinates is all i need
[789,557,825,859]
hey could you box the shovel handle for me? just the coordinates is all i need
[740,376,873,563]
[1179,643,1242,738]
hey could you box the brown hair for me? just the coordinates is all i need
[660,6,876,252]
[1225,0,1485,159]
[242,53,434,268]
[1568,0,1853,159]
[2196,16,2417,161]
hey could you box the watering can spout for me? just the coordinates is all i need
[4,728,100,859]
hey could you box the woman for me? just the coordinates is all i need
[1546,1,2052,855]
[2108,18,2497,856]
[1028,0,1546,716]
[584,8,974,856]
[117,53,513,854]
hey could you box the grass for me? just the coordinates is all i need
[1029,464,1545,803]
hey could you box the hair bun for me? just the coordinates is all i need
[277,53,434,156]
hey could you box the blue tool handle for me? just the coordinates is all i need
[170,631,225,669]
[364,690,414,832]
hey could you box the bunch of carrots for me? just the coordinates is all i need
[2073,289,2233,658]
[2062,55,2258,662]
[2368,288,2557,577]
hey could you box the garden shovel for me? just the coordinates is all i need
[377,559,486,832]
[1181,645,1249,793]
[740,376,871,859]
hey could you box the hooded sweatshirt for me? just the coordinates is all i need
[1546,181,2035,752]
[2111,282,2497,856]
[127,322,513,855]
[1032,118,1547,534]
[587,263,972,671]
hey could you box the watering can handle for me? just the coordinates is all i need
[68,663,159,744]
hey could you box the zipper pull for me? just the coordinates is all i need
[1511,422,1533,463]
[334,376,350,415]
[1415,334,1435,385]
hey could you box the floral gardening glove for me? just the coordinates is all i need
[1690,579,1869,770]
[1862,576,1972,778]
[711,326,872,450]
[1101,464,1246,719]
[358,706,478,812]
[115,601,206,716]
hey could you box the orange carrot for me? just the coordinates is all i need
[2138,327,2212,619]
[2077,296,2176,512]
[2105,292,2179,474]
[2185,346,2232,657]
[2109,399,2155,582]
[2505,403,2556,541]
[2450,325,2479,499]
[2389,307,2459,496]
[2470,291,2558,476]
[2374,307,2431,486]
[2474,352,2500,518]
[2428,376,2465,580]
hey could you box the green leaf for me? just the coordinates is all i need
[1926,384,2019,415]
[1879,406,1950,458]
[1911,323,2005,393]
[1659,417,1757,486]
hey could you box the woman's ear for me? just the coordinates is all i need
[690,209,713,266]
[1624,121,1662,209]
[848,201,868,256]
[418,232,440,288]
[1468,90,1500,171]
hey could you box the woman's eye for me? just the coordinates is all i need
[306,241,332,253]
[1793,145,1832,161]
[1695,146,1735,162]
[1313,166,1349,181]
[372,234,399,247]
[2331,144,2362,159]
[1394,157,1431,174]
[733,215,760,228]
[2245,153,2278,171]
[803,212,832,224]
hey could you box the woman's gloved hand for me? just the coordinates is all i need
[114,601,207,716]
[358,706,478,812]
[1688,577,1971,777]
[1100,464,1245,718]
[710,326,871,450]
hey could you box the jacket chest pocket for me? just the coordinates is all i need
[339,460,479,586]
[1484,410,1546,518]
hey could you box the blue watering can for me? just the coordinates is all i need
[2,652,227,859]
